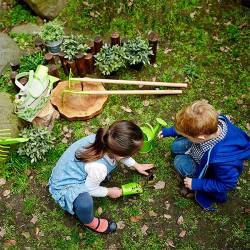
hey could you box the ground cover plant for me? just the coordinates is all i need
[0,0,249,249]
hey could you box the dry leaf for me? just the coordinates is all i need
[121,106,132,113]
[89,11,95,17]
[22,232,31,239]
[62,126,69,133]
[224,21,232,26]
[30,215,38,224]
[167,240,175,248]
[177,215,184,225]
[108,244,118,250]
[190,11,197,19]
[65,236,71,241]
[164,48,172,54]
[0,178,6,186]
[0,227,6,238]
[141,224,149,235]
[164,214,172,219]
[35,227,40,236]
[165,201,170,210]
[130,215,142,222]
[2,189,11,197]
[154,181,166,190]
[149,210,157,217]
[4,239,17,246]
[83,1,90,7]
[97,207,103,215]
[143,100,150,107]
[117,221,125,229]
[61,138,68,144]
[179,230,186,238]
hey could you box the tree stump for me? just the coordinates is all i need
[50,81,108,121]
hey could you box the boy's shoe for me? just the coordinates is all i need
[180,186,194,198]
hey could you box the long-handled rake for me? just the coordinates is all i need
[0,129,29,161]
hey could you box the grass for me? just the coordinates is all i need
[0,0,249,249]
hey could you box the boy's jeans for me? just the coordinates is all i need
[171,137,197,177]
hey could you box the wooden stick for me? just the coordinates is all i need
[70,77,187,88]
[63,89,182,95]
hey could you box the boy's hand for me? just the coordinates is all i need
[184,177,192,190]
[133,163,154,176]
[107,187,122,198]
[158,131,163,139]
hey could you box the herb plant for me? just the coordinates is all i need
[123,37,153,65]
[94,44,126,75]
[61,35,89,60]
[17,126,55,163]
[40,21,64,43]
[19,52,44,73]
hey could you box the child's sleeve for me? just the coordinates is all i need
[162,126,179,137]
[85,162,108,197]
[121,157,136,167]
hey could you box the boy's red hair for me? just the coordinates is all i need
[175,100,218,137]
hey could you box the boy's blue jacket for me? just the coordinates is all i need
[162,115,250,210]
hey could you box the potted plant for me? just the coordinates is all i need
[40,21,64,54]
[140,118,167,153]
[123,37,153,70]
[94,44,126,76]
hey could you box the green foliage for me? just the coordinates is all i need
[94,44,126,75]
[40,21,64,42]
[226,25,240,42]
[61,35,89,60]
[183,62,199,79]
[123,37,153,65]
[10,32,35,50]
[17,126,55,163]
[19,52,44,73]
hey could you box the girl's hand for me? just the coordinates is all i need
[184,177,192,190]
[107,187,122,198]
[133,163,154,176]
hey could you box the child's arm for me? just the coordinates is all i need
[158,126,179,138]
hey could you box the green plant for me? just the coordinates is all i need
[19,52,44,73]
[40,21,64,43]
[17,126,55,163]
[94,44,126,75]
[10,32,35,50]
[123,37,153,65]
[61,35,89,60]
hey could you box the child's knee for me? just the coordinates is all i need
[171,137,191,155]
[174,155,195,177]
[74,192,93,212]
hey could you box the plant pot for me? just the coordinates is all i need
[46,39,63,54]
[140,139,153,153]
[129,62,144,71]
[121,183,143,196]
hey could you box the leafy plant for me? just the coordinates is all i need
[183,62,199,79]
[19,52,44,73]
[123,37,153,65]
[94,44,126,75]
[40,21,64,43]
[61,35,89,60]
[10,32,35,50]
[17,126,55,163]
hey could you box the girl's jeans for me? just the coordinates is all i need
[73,192,94,224]
[171,137,197,177]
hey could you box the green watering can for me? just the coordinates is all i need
[121,182,143,196]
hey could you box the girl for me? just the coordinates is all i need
[49,120,154,233]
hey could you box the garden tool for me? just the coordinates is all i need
[14,65,59,122]
[121,182,143,196]
[0,128,29,161]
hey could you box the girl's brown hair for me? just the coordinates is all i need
[175,100,218,137]
[76,120,143,162]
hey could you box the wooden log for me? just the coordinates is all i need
[75,53,87,76]
[84,53,94,74]
[48,64,60,78]
[70,77,187,88]
[63,89,182,95]
[87,41,95,54]
[58,52,69,75]
[44,53,55,65]
[35,38,44,50]
[148,32,158,65]
[111,32,120,46]
[10,71,17,84]
[67,60,78,76]
[94,36,103,54]
[10,61,20,71]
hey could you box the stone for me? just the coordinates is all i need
[0,33,21,75]
[11,23,42,35]
[22,0,68,19]
[0,93,24,137]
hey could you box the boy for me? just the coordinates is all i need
[159,100,250,211]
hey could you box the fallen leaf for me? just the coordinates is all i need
[62,126,69,133]
[97,207,103,215]
[149,210,157,217]
[84,128,91,135]
[35,227,40,236]
[143,100,150,107]
[179,230,186,238]
[4,239,16,246]
[177,215,184,225]
[167,240,175,248]
[165,201,170,210]
[61,138,68,144]
[0,227,6,238]
[65,236,71,240]
[83,1,90,7]
[30,215,38,224]
[0,178,6,186]
[108,244,118,250]
[141,224,149,235]
[121,106,132,113]
[164,48,172,54]
[130,215,142,222]
[148,198,154,202]
[89,11,95,17]
[224,21,232,26]
[2,190,11,197]
[154,181,166,190]
[22,232,31,239]
[117,221,125,229]
[164,214,172,219]
[190,11,197,19]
